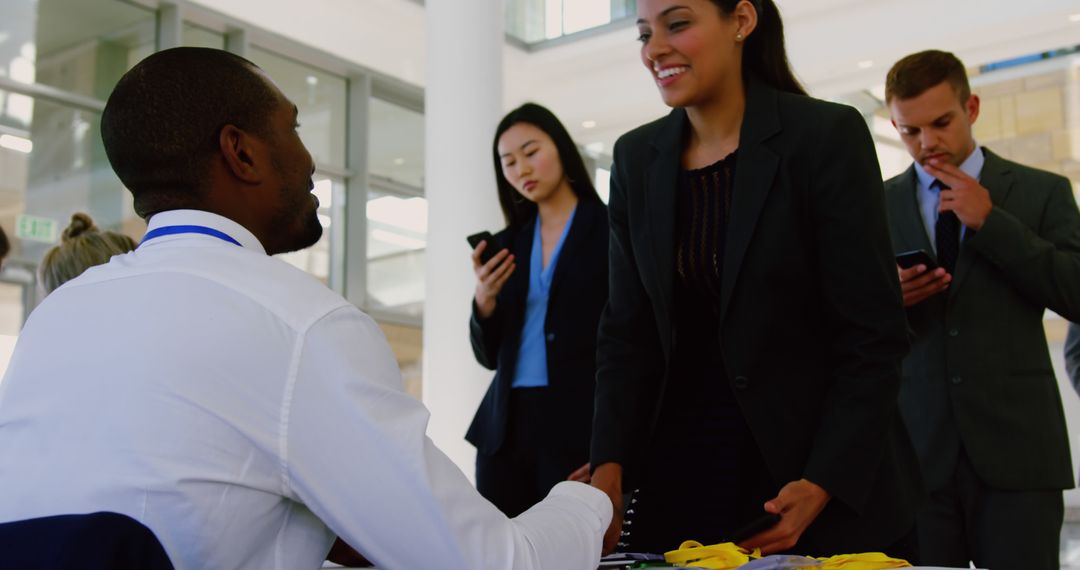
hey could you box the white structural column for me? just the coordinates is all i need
[423,0,505,477]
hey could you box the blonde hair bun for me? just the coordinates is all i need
[62,212,98,241]
[41,212,138,294]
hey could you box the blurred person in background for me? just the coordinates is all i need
[40,212,137,295]
[883,49,1079,570]
[468,102,609,517]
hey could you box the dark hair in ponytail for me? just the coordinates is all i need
[713,0,806,96]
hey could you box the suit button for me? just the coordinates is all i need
[951,376,963,385]
[545,333,555,342]
[733,376,749,389]
[949,329,959,337]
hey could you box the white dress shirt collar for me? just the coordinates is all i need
[142,209,266,255]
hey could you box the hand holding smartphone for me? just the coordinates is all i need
[468,230,514,319]
[895,249,938,271]
[728,512,782,544]
[467,231,498,265]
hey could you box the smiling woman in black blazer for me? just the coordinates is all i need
[589,0,923,559]
[467,103,608,517]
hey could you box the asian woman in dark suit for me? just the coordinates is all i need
[589,0,923,559]
[467,103,609,517]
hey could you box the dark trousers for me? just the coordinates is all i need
[918,446,1063,570]
[475,387,587,517]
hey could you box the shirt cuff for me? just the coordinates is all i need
[546,481,614,528]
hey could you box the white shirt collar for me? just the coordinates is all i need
[913,144,985,190]
[141,209,266,255]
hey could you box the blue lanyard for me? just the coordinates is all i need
[141,225,242,246]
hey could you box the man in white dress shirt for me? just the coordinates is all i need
[0,47,611,570]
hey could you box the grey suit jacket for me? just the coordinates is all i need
[883,149,1079,491]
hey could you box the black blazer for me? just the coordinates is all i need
[0,512,174,569]
[591,80,923,553]
[466,198,609,457]
[884,150,1079,492]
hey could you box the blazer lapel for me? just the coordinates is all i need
[891,166,935,254]
[718,81,781,325]
[502,218,535,305]
[548,199,594,300]
[643,109,686,350]
[950,148,1014,299]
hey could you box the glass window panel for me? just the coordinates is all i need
[182,24,224,50]
[0,90,144,330]
[26,0,155,100]
[610,0,636,20]
[504,0,547,44]
[368,97,425,189]
[545,0,562,39]
[376,320,423,399]
[561,0,611,35]
[506,0,633,43]
[366,189,426,317]
[0,0,37,87]
[247,47,347,170]
[277,176,339,285]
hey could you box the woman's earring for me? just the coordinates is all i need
[735,32,744,41]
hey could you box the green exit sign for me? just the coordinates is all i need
[15,214,59,243]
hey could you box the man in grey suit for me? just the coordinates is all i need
[882,50,1079,569]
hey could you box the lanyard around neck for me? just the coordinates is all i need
[141,225,242,247]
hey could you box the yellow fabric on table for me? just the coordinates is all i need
[814,552,911,569]
[663,540,760,569]
[662,539,912,569]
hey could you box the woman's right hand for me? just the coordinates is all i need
[473,241,515,319]
[591,462,624,555]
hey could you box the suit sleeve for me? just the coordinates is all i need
[469,299,501,371]
[801,105,911,514]
[470,229,515,370]
[590,141,666,470]
[966,175,1080,321]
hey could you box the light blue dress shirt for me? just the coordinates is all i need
[913,146,985,251]
[511,207,577,388]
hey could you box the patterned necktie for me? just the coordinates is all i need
[933,180,960,275]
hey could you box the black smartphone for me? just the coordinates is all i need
[728,512,781,544]
[895,249,938,270]
[466,231,498,265]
